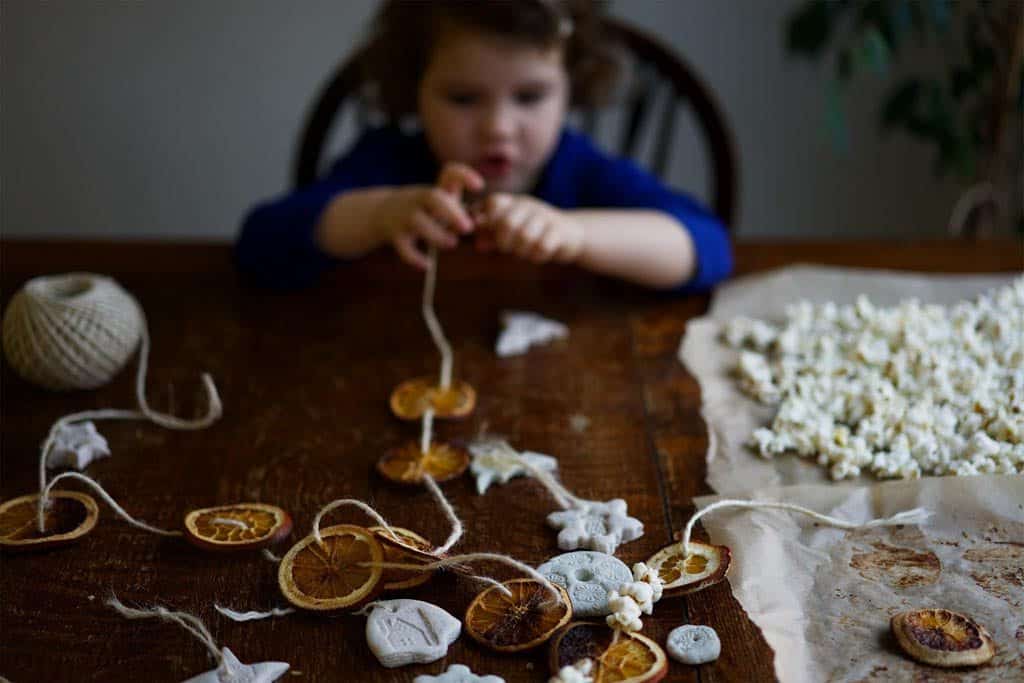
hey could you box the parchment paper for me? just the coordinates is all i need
[680,266,1018,495]
[694,476,1023,683]
[677,266,1024,682]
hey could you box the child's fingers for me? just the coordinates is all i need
[422,188,473,234]
[527,223,559,263]
[495,204,533,252]
[481,193,515,222]
[510,214,546,259]
[437,163,485,197]
[392,234,431,270]
[411,209,458,249]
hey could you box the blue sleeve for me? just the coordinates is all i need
[235,128,405,289]
[575,142,733,293]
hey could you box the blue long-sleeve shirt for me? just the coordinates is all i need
[236,126,733,291]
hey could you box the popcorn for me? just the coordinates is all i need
[725,278,1024,480]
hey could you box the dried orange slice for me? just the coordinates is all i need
[377,441,470,485]
[645,540,731,596]
[278,524,383,612]
[550,622,668,682]
[183,503,292,552]
[0,491,99,552]
[368,525,435,590]
[390,377,476,420]
[464,578,572,652]
[891,609,996,668]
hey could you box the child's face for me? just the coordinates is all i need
[418,27,569,194]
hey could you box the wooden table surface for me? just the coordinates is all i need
[1,239,1020,682]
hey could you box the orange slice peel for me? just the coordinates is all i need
[183,503,292,552]
[645,540,731,596]
[368,525,437,590]
[278,523,384,612]
[377,441,470,485]
[390,377,476,420]
[0,491,99,552]
[891,609,996,668]
[464,578,572,652]
[550,621,668,682]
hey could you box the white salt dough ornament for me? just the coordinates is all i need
[46,421,110,469]
[468,439,558,495]
[666,625,721,665]
[181,647,289,683]
[365,599,461,668]
[537,551,632,617]
[547,499,644,554]
[496,310,568,357]
[413,663,505,683]
[549,658,594,683]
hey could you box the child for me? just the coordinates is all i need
[236,0,732,291]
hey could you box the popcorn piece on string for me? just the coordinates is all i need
[549,658,594,683]
[496,310,568,358]
[468,437,558,495]
[605,590,644,633]
[547,499,643,555]
[413,663,505,683]
[632,561,664,603]
[46,421,110,470]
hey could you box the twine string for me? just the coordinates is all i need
[420,408,435,455]
[422,246,453,390]
[422,474,463,554]
[312,498,397,547]
[36,318,223,527]
[107,596,226,670]
[678,499,933,556]
[361,551,561,600]
[39,472,182,537]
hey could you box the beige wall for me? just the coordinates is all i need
[2,0,964,240]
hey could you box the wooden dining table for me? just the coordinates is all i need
[1,238,1020,682]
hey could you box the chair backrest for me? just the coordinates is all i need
[293,16,737,227]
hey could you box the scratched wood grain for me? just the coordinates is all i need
[1,239,1019,682]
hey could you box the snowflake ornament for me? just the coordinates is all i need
[413,664,505,683]
[546,499,643,555]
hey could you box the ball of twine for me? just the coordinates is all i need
[2,272,144,391]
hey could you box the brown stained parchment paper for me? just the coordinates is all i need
[677,266,1023,682]
[693,476,1023,683]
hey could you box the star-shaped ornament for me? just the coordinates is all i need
[46,421,110,470]
[547,499,644,555]
[181,647,289,683]
[413,664,505,683]
[468,438,558,495]
[495,310,568,357]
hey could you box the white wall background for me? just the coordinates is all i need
[2,0,966,241]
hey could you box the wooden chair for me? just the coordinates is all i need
[293,16,737,227]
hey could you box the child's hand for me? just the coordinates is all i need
[374,163,484,270]
[475,194,584,264]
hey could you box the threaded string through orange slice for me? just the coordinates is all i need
[377,441,470,485]
[465,578,572,652]
[390,378,476,420]
[0,491,99,552]
[184,503,292,552]
[278,524,384,612]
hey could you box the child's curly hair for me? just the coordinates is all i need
[361,0,622,119]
